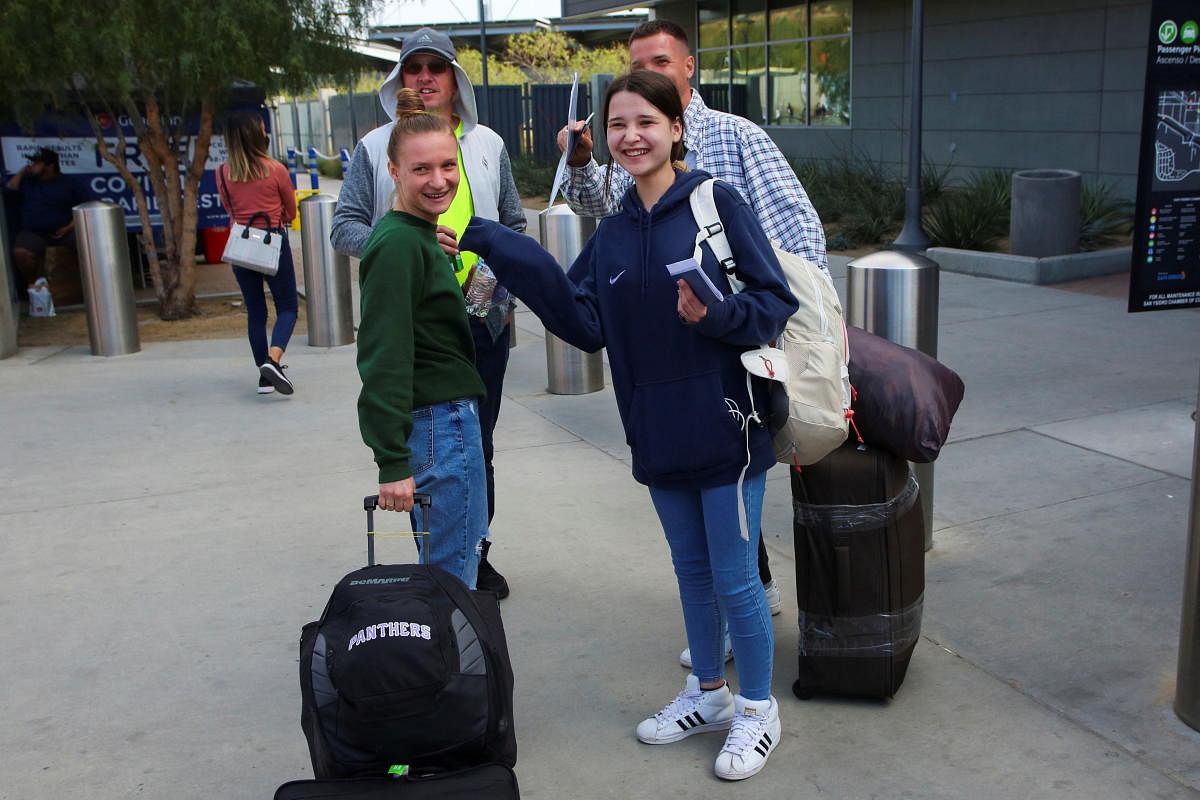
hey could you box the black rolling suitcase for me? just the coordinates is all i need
[274,762,519,799]
[791,443,925,700]
[299,495,517,779]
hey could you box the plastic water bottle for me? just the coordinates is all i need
[465,262,498,318]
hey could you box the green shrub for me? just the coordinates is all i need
[316,156,343,180]
[923,169,1011,251]
[511,154,557,200]
[1079,181,1133,251]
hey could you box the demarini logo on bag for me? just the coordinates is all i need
[347,620,432,651]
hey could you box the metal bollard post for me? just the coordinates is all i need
[1175,365,1200,731]
[538,205,603,394]
[846,250,940,551]
[74,201,140,356]
[299,195,354,347]
[0,191,17,359]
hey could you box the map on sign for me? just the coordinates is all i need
[1153,90,1200,191]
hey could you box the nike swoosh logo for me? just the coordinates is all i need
[609,270,627,285]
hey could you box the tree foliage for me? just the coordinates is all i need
[454,49,529,87]
[0,0,376,319]
[492,30,627,84]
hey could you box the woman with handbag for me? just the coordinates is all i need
[217,111,298,395]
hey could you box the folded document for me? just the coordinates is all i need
[666,257,725,306]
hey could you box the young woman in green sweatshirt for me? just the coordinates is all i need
[355,88,488,588]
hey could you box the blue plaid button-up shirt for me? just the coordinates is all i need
[561,90,827,271]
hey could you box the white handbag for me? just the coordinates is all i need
[219,169,282,276]
[223,213,282,276]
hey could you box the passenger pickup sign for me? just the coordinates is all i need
[1130,0,1200,311]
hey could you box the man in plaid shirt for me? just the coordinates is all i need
[558,19,828,274]
[557,19,829,670]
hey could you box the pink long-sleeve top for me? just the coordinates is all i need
[217,158,296,228]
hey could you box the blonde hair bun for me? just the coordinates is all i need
[395,88,428,119]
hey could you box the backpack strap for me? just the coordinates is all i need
[689,178,745,293]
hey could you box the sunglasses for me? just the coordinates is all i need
[402,59,450,76]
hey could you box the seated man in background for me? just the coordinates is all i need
[6,148,88,291]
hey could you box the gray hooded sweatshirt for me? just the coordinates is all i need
[330,59,526,259]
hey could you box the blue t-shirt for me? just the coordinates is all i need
[19,174,88,234]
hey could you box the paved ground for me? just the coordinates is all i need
[1,248,1199,798]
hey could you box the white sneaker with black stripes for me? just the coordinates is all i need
[714,694,781,780]
[636,674,734,745]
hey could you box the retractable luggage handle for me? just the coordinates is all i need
[363,493,432,567]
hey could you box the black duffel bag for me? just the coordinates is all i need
[846,325,965,463]
[300,562,517,778]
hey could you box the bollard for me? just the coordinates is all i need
[306,146,321,192]
[0,191,17,358]
[538,205,603,394]
[1010,169,1081,257]
[74,201,140,356]
[1175,365,1200,731]
[299,195,354,347]
[286,147,299,189]
[846,250,939,551]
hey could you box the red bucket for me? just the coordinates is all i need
[201,226,232,264]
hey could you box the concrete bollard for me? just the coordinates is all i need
[846,249,940,551]
[74,201,140,356]
[1010,169,1081,258]
[538,205,603,394]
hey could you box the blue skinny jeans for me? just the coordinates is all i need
[649,470,773,700]
[232,233,298,367]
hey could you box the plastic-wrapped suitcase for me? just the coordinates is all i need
[274,762,519,799]
[791,442,925,699]
[299,495,517,779]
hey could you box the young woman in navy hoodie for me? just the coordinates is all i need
[461,70,797,781]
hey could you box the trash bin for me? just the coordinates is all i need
[299,194,354,347]
[538,205,604,395]
[74,200,140,357]
[846,250,939,551]
[201,226,231,265]
[1010,169,1081,258]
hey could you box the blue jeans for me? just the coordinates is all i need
[649,471,773,700]
[232,232,298,366]
[408,398,489,589]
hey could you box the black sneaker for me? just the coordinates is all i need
[260,358,294,395]
[257,376,275,395]
[477,540,509,598]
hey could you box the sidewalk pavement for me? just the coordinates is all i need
[2,242,1199,798]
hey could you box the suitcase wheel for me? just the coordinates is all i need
[792,679,817,700]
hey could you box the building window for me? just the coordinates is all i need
[697,0,851,127]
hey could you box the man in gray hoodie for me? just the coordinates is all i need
[332,27,526,597]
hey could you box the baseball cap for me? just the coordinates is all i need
[27,147,59,168]
[398,27,457,66]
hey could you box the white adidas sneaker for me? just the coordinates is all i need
[714,694,782,780]
[678,634,734,669]
[636,674,735,745]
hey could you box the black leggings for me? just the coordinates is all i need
[758,534,772,584]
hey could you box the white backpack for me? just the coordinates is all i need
[689,178,851,467]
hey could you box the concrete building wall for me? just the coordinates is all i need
[650,0,1149,196]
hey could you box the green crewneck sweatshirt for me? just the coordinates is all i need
[357,211,486,482]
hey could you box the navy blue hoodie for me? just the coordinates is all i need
[462,169,798,490]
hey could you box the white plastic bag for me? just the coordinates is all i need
[27,277,55,317]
